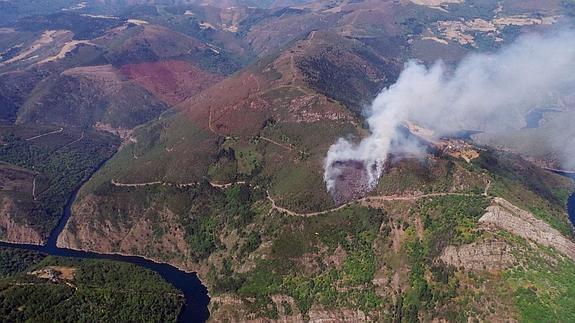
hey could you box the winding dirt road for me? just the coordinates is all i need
[111,179,246,189]
[25,127,64,141]
[112,176,493,219]
[267,180,492,217]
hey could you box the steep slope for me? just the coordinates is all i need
[96,23,239,74]
[16,64,168,129]
[0,13,242,249]
[0,163,44,244]
[203,150,573,322]
[59,2,575,313]
[59,29,383,269]
[296,31,402,114]
[0,124,119,243]
[64,138,575,321]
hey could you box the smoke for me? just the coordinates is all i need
[324,29,575,193]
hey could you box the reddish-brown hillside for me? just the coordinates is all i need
[120,60,224,106]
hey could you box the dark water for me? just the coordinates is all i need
[569,192,575,226]
[446,129,483,140]
[566,172,575,226]
[0,180,210,322]
[551,171,575,226]
[523,108,560,129]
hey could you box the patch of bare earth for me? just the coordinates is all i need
[440,196,574,271]
[30,266,76,281]
[436,15,558,46]
[1,30,73,66]
[93,121,132,138]
[329,160,373,205]
[440,241,515,271]
[38,40,94,64]
[237,241,273,273]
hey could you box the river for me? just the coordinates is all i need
[567,173,575,226]
[570,192,575,226]
[0,181,210,323]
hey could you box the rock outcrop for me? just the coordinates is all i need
[210,294,367,323]
[479,197,575,261]
[0,197,44,245]
[57,195,197,272]
[440,241,515,271]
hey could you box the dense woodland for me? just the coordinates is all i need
[0,247,183,322]
[0,128,119,236]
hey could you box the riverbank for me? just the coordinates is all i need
[0,156,211,322]
[0,240,209,322]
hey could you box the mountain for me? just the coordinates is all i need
[0,7,242,242]
[1,0,575,321]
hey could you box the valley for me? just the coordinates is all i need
[0,0,574,322]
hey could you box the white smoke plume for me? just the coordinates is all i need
[324,29,575,192]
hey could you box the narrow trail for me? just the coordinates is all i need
[111,179,246,189]
[259,136,305,155]
[111,180,163,187]
[25,127,64,141]
[112,178,492,218]
[208,106,217,136]
[290,54,297,84]
[249,73,261,94]
[208,103,305,155]
[58,131,84,149]
[32,176,37,200]
[266,191,351,217]
[209,181,246,189]
[206,73,264,139]
[268,192,480,217]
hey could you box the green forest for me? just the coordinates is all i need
[0,127,119,236]
[0,247,183,322]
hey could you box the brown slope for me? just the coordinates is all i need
[120,60,224,106]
